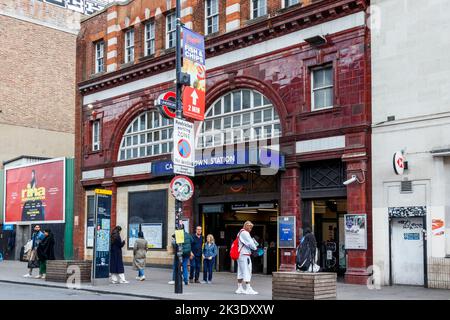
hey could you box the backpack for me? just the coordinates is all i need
[182,232,192,256]
[230,230,244,261]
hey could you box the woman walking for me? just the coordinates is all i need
[133,231,148,281]
[36,229,55,279]
[201,234,217,284]
[110,226,129,284]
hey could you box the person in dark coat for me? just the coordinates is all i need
[110,226,128,284]
[189,226,203,283]
[296,228,319,272]
[36,229,55,279]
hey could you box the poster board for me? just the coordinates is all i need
[129,223,163,249]
[344,214,367,250]
[278,216,296,248]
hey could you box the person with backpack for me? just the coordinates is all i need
[296,228,319,272]
[231,221,259,295]
[182,229,194,285]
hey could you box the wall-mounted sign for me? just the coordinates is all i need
[93,189,112,280]
[155,91,176,119]
[344,214,367,250]
[169,175,194,202]
[432,219,444,236]
[393,151,405,175]
[173,118,195,176]
[182,26,206,121]
[4,158,65,225]
[278,216,296,248]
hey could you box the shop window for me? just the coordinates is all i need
[118,111,173,161]
[124,28,135,63]
[283,0,299,8]
[197,89,281,148]
[128,190,168,250]
[144,21,155,56]
[166,13,176,49]
[86,195,95,248]
[311,66,334,110]
[94,40,104,73]
[205,0,219,35]
[92,120,101,151]
[251,0,267,19]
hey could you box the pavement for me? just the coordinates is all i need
[0,261,449,300]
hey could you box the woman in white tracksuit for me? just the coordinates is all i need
[235,221,259,295]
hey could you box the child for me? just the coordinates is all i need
[201,234,218,284]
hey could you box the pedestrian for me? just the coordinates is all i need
[201,234,217,284]
[36,229,55,279]
[235,221,259,295]
[296,228,320,272]
[23,225,45,278]
[189,226,203,284]
[182,229,194,285]
[133,231,148,281]
[168,233,178,285]
[110,226,129,284]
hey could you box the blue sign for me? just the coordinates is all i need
[93,191,112,280]
[182,27,205,65]
[278,216,296,248]
[152,149,285,176]
[2,225,14,231]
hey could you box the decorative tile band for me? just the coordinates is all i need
[388,206,426,218]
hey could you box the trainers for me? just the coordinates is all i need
[140,276,146,281]
[41,274,46,280]
[168,280,175,285]
[235,286,245,294]
[200,280,207,284]
[207,281,212,284]
[119,280,129,284]
[23,274,32,278]
[34,275,42,279]
[245,286,259,295]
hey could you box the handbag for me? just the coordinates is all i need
[27,249,40,269]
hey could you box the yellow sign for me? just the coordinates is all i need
[175,229,185,244]
[95,189,113,195]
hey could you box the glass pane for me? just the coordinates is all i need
[243,128,250,141]
[126,149,132,159]
[162,143,168,153]
[120,150,125,160]
[169,128,173,138]
[274,111,279,120]
[214,133,221,146]
[126,136,132,146]
[314,88,333,109]
[132,148,138,158]
[223,116,231,129]
[140,134,146,144]
[147,145,153,156]
[162,129,168,140]
[242,90,251,109]
[233,130,242,143]
[205,120,212,132]
[242,113,251,125]
[233,91,241,111]
[224,131,232,144]
[154,131,160,141]
[214,119,221,130]
[169,141,173,151]
[254,110,262,123]
[133,135,138,145]
[140,146,146,157]
[205,136,213,147]
[132,120,138,132]
[232,115,241,127]
[147,113,153,129]
[140,114,146,130]
[324,68,333,86]
[161,117,169,127]
[147,133,152,142]
[224,95,231,113]
[254,127,261,139]
[263,96,271,105]
[274,123,281,136]
[213,100,221,115]
[153,115,160,127]
[154,144,160,154]
[121,140,125,148]
[264,125,272,138]
[253,92,262,107]
[263,109,272,122]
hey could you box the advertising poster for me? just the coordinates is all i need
[278,216,296,248]
[128,223,140,248]
[344,214,367,249]
[4,158,65,224]
[142,223,163,249]
[93,189,112,280]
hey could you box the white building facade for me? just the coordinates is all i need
[372,0,450,289]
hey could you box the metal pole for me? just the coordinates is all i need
[174,0,183,294]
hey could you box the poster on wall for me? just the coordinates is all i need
[93,189,112,280]
[4,158,65,225]
[278,216,296,248]
[344,214,367,250]
[142,223,163,249]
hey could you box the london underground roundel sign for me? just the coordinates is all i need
[393,151,405,175]
[170,175,194,202]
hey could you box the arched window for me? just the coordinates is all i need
[118,111,173,161]
[197,89,281,148]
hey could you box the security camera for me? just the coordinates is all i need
[343,175,357,186]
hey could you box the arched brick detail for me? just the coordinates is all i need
[206,75,289,135]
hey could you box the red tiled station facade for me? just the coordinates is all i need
[75,0,371,284]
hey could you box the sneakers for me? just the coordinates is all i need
[41,274,46,280]
[119,279,130,284]
[34,275,42,279]
[207,281,212,284]
[139,276,146,281]
[200,280,207,284]
[168,280,175,285]
[23,274,32,278]
[245,286,259,295]
[235,285,245,294]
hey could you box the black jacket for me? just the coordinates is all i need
[37,232,55,261]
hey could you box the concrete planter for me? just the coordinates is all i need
[46,260,92,283]
[272,272,337,300]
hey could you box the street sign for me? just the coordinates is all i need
[169,175,194,201]
[393,151,405,175]
[173,118,195,176]
[2,224,14,231]
[182,26,206,121]
[155,91,176,119]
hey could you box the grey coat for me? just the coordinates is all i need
[133,238,148,270]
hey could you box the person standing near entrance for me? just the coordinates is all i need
[23,225,45,278]
[201,234,217,284]
[189,226,203,284]
[133,231,148,281]
[36,229,55,279]
[110,226,129,284]
[236,221,259,295]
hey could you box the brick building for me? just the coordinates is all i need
[75,0,371,284]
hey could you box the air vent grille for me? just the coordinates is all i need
[401,180,413,193]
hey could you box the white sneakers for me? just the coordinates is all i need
[23,274,32,278]
[168,280,175,285]
[235,285,258,295]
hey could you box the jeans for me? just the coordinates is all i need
[189,256,201,280]
[172,255,190,285]
[138,269,144,277]
[203,257,215,282]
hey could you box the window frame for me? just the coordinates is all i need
[311,65,334,111]
[92,120,101,152]
[283,0,300,9]
[94,40,105,74]
[166,13,176,49]
[205,0,219,35]
[251,0,267,20]
[124,28,135,63]
[144,21,155,57]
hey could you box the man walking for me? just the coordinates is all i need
[23,225,45,278]
[189,226,203,284]
[235,221,258,295]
